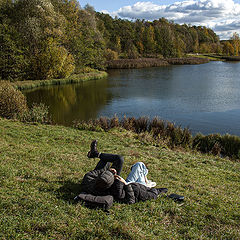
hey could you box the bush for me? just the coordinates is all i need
[0,81,28,119]
[74,119,104,132]
[19,103,51,124]
[193,134,222,155]
[120,116,135,131]
[74,66,95,74]
[104,49,118,61]
[132,117,149,134]
[220,134,240,158]
[149,117,165,138]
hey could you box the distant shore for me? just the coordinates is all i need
[106,57,209,69]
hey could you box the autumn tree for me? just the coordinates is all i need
[10,0,75,79]
[143,24,156,55]
[154,20,175,57]
[222,41,234,56]
[230,32,240,56]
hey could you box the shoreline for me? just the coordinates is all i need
[106,57,209,69]
[9,57,210,91]
[10,54,236,91]
[11,71,108,91]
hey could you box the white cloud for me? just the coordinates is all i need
[101,10,110,14]
[114,0,240,39]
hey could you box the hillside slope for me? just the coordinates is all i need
[0,118,239,239]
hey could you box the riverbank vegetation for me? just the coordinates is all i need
[0,81,50,123]
[107,57,209,69]
[107,58,169,69]
[1,0,240,82]
[75,116,240,160]
[1,81,240,160]
[12,71,108,90]
[0,118,239,239]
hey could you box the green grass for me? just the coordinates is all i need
[0,118,239,239]
[187,54,221,61]
[11,71,108,91]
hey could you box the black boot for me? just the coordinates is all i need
[87,140,99,158]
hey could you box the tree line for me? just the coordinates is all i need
[97,13,240,59]
[1,0,239,81]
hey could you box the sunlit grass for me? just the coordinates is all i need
[0,118,239,239]
[187,54,221,61]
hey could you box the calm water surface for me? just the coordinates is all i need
[23,61,240,135]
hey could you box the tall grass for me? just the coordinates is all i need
[75,116,240,160]
[193,133,240,159]
[107,58,169,69]
[166,57,209,65]
[75,116,192,149]
[107,57,209,69]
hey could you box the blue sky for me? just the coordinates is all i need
[78,0,240,39]
[79,1,177,12]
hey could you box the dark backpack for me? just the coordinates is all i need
[76,192,114,211]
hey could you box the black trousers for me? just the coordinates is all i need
[94,153,124,175]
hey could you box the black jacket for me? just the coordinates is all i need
[80,165,111,196]
[109,180,159,204]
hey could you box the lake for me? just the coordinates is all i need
[23,61,240,136]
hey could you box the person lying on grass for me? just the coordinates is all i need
[80,140,168,204]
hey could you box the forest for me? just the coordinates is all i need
[1,0,240,81]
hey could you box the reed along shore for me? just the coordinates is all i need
[107,57,209,69]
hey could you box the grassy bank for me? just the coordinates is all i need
[11,71,108,91]
[75,116,240,160]
[187,54,221,61]
[106,57,209,69]
[188,54,240,62]
[0,118,239,239]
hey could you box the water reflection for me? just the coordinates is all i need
[24,78,113,125]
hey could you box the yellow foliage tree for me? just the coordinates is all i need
[230,32,240,56]
[32,38,75,79]
[222,41,235,56]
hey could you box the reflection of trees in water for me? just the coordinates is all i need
[24,78,112,125]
